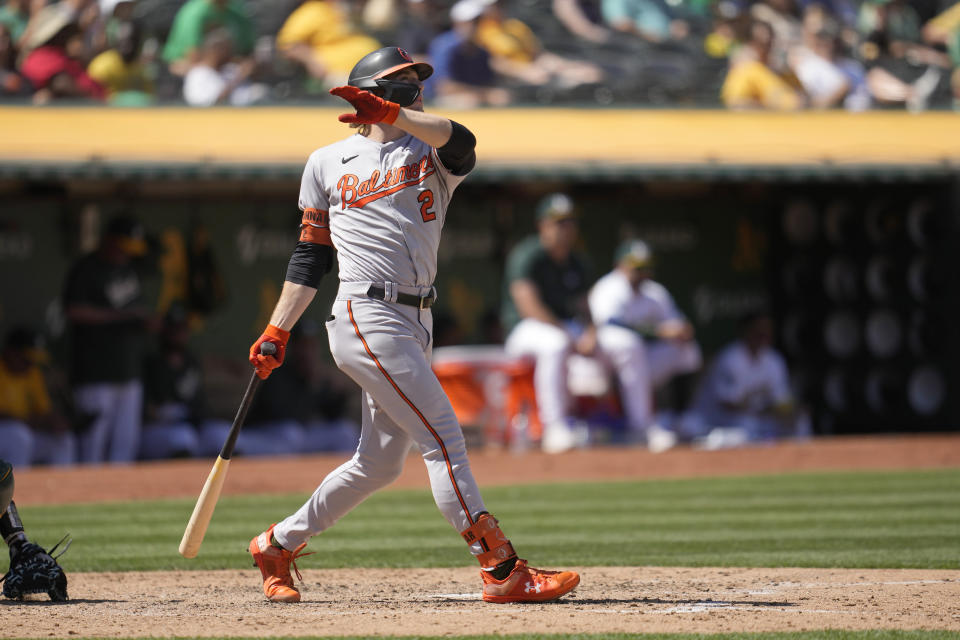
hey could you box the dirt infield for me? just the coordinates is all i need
[5,434,960,637]
[3,567,959,637]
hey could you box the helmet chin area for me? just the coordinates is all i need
[374,79,421,107]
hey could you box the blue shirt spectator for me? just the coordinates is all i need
[426,0,511,107]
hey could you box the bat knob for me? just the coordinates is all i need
[260,341,277,357]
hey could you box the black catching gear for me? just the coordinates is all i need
[1,534,71,601]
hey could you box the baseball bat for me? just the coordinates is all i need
[178,341,277,559]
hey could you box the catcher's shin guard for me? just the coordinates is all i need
[461,513,516,569]
[0,460,12,516]
[0,500,25,549]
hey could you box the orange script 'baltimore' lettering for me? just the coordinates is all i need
[337,154,435,210]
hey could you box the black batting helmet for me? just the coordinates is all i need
[347,47,433,106]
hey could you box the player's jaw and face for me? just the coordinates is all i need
[539,217,579,260]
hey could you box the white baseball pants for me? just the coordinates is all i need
[504,318,573,427]
[0,420,78,467]
[595,324,653,432]
[74,380,143,464]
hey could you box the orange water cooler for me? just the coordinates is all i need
[431,346,541,449]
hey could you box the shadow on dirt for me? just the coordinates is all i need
[569,597,795,608]
[0,598,124,605]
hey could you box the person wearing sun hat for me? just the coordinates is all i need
[19,4,105,102]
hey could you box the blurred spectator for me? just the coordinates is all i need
[182,27,267,105]
[19,6,106,103]
[87,19,155,104]
[750,0,803,69]
[550,0,705,103]
[0,327,76,467]
[679,310,811,448]
[721,18,805,110]
[63,215,157,464]
[552,0,615,44]
[671,0,713,26]
[797,0,858,30]
[501,193,595,454]
[360,0,392,33]
[275,0,381,89]
[140,304,230,459]
[476,0,605,90]
[788,12,870,109]
[21,0,101,61]
[370,0,447,58]
[0,0,28,46]
[922,0,960,47]
[428,0,511,107]
[858,0,950,111]
[600,0,691,43]
[857,0,922,43]
[587,239,701,451]
[704,1,750,59]
[922,3,960,107]
[0,22,29,97]
[161,0,255,76]
[89,0,137,61]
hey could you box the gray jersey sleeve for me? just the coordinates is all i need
[299,151,330,214]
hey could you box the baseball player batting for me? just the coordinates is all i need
[247,47,580,604]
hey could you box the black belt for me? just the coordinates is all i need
[366,285,436,309]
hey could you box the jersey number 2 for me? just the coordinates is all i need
[418,190,436,222]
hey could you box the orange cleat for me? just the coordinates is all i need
[249,524,313,603]
[480,559,580,603]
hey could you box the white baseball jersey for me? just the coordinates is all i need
[588,269,684,329]
[697,342,792,415]
[298,133,466,287]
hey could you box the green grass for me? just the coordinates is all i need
[11,468,960,573]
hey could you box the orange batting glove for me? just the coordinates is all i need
[329,85,400,125]
[249,324,290,380]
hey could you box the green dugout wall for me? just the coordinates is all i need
[0,108,957,435]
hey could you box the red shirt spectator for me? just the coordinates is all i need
[21,44,105,100]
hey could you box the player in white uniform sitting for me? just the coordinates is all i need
[680,311,810,447]
[244,46,579,605]
[588,240,701,450]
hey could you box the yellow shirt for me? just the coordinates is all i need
[0,362,51,421]
[721,59,802,111]
[476,18,541,64]
[275,0,380,74]
[87,50,154,96]
[928,2,960,35]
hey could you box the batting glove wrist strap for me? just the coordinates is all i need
[264,324,290,343]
